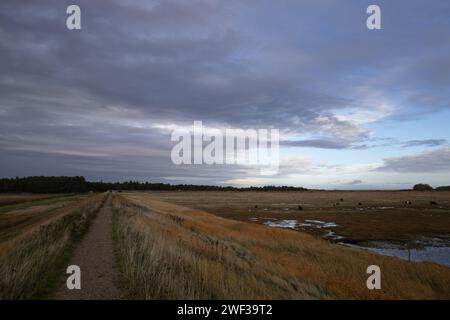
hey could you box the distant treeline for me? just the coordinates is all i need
[413,183,450,191]
[0,176,309,193]
[1,177,448,194]
[0,176,88,193]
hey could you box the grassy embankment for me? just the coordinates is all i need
[112,192,450,299]
[0,193,107,299]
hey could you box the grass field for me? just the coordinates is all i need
[1,191,450,299]
[148,191,450,246]
[0,193,106,299]
[0,194,93,243]
[112,191,450,299]
[0,194,66,207]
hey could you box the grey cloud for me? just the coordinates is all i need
[350,138,447,150]
[0,0,359,134]
[0,147,250,185]
[402,139,447,148]
[1,0,450,183]
[376,148,450,173]
[281,139,348,149]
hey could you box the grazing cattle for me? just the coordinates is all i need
[430,201,438,205]
[358,202,362,206]
[254,205,258,209]
[404,201,412,205]
[340,198,344,202]
[298,205,303,211]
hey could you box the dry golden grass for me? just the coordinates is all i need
[0,193,107,299]
[112,192,450,300]
[0,194,64,207]
[0,194,90,244]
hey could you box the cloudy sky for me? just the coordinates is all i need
[1,0,449,189]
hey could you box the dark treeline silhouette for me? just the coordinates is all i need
[0,176,88,193]
[0,176,309,193]
[411,184,450,191]
[412,183,434,191]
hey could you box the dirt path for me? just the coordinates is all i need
[53,195,122,299]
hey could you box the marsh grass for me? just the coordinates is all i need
[112,197,317,299]
[0,196,90,244]
[112,193,450,300]
[0,193,107,299]
[0,194,65,207]
[151,190,450,244]
[0,194,82,214]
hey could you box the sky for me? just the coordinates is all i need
[0,0,449,189]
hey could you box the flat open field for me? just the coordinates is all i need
[1,191,450,299]
[147,191,450,247]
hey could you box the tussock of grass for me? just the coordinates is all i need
[113,193,450,300]
[0,193,107,299]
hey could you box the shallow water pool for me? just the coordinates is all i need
[364,246,450,267]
